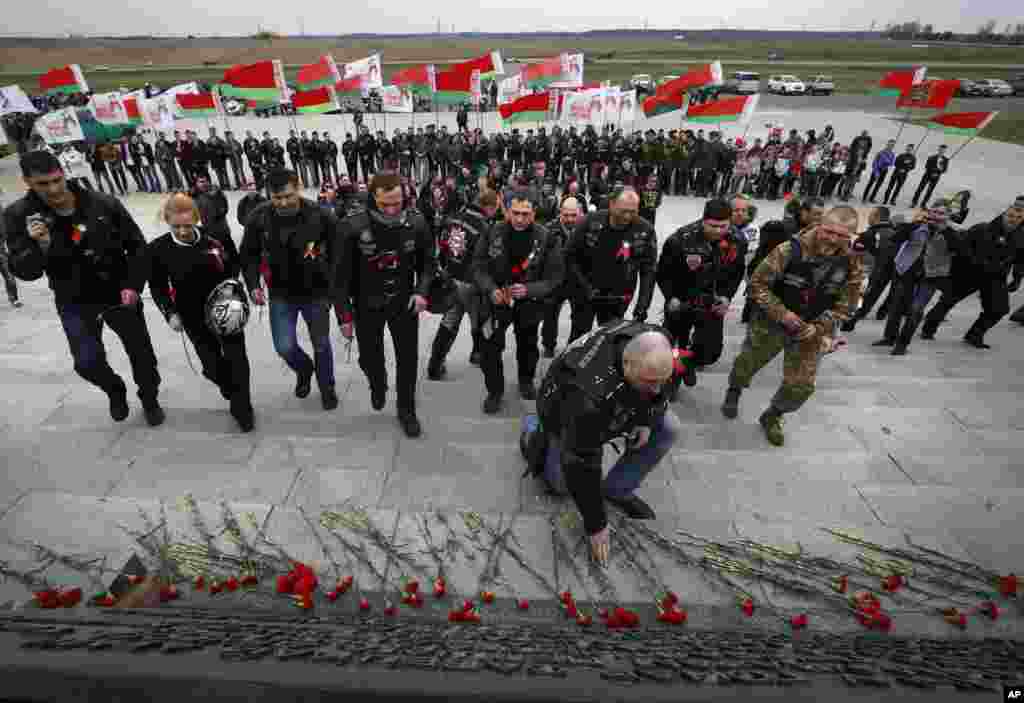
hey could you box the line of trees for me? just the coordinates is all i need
[883,20,1024,44]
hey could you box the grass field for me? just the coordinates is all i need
[2,59,1019,97]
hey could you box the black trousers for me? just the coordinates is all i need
[324,159,340,184]
[663,308,726,367]
[178,161,194,189]
[541,292,567,351]
[308,159,321,187]
[229,157,246,188]
[92,166,116,195]
[359,156,375,183]
[568,296,629,343]
[884,275,949,344]
[856,255,894,317]
[211,161,231,190]
[182,313,252,415]
[56,301,161,403]
[345,159,359,181]
[290,157,308,186]
[911,174,941,207]
[863,169,888,202]
[923,267,1011,339]
[355,304,420,415]
[479,302,543,396]
[109,163,129,194]
[884,171,908,204]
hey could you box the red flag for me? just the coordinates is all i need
[927,111,998,136]
[499,93,550,122]
[877,66,927,96]
[643,92,685,118]
[223,61,276,88]
[897,79,959,110]
[655,62,724,99]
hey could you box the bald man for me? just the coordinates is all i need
[564,187,658,343]
[541,197,582,357]
[522,320,686,566]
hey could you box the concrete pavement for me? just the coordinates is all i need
[1,115,1023,652]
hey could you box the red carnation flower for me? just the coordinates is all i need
[462,599,475,613]
[881,575,903,592]
[790,614,809,630]
[127,575,144,585]
[481,590,495,604]
[240,575,258,587]
[384,605,398,617]
[209,581,223,595]
[560,591,573,605]
[194,576,206,591]
[661,591,679,607]
[576,613,593,626]
[276,575,294,594]
[740,598,754,617]
[433,578,446,597]
[978,601,1000,620]
[225,577,239,592]
[999,574,1018,596]
[404,580,419,595]
[657,608,687,625]
[58,587,82,608]
[326,590,339,602]
[359,597,370,611]
[517,599,530,611]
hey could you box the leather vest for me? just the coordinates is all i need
[771,237,850,323]
[581,212,653,284]
[349,211,422,310]
[438,208,487,283]
[539,319,670,438]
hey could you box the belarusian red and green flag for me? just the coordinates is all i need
[39,64,89,96]
[521,55,566,90]
[896,79,959,110]
[391,64,436,95]
[296,55,341,91]
[684,94,760,123]
[643,92,685,118]
[434,67,473,105]
[175,92,224,117]
[499,93,551,124]
[334,77,367,99]
[452,51,503,79]
[292,85,340,114]
[219,60,287,104]
[876,66,927,97]
[655,61,723,99]
[927,111,998,137]
[122,96,143,126]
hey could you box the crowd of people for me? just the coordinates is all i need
[2,114,1023,565]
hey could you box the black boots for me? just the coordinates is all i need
[427,327,457,380]
[721,387,742,419]
[469,332,482,366]
[107,379,129,422]
[892,312,922,355]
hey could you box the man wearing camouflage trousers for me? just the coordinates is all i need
[720,207,857,446]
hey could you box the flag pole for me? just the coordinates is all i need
[949,134,979,161]
[914,123,934,156]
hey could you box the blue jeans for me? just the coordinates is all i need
[56,301,161,402]
[523,410,682,499]
[268,299,334,390]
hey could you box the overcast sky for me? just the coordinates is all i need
[3,0,1019,36]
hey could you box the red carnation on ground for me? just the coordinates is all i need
[790,614,809,630]
[740,598,755,617]
[999,574,1018,596]
[481,590,496,604]
[657,608,687,625]
[194,576,206,591]
[359,597,370,611]
[881,574,903,592]
[240,575,258,587]
[433,578,446,598]
[209,581,223,595]
[517,598,530,610]
[225,577,239,592]
[977,601,1000,620]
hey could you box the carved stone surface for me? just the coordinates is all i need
[2,609,1022,692]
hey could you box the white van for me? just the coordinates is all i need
[727,71,761,95]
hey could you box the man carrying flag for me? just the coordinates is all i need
[910,145,949,209]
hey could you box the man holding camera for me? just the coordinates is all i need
[4,151,164,426]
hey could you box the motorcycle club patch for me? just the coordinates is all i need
[686,254,703,271]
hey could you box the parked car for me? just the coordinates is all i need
[92,65,110,72]
[975,79,1013,97]
[630,74,653,93]
[723,71,761,95]
[767,75,806,95]
[807,75,835,96]
[956,79,985,97]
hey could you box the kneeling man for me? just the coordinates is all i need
[521,320,685,566]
